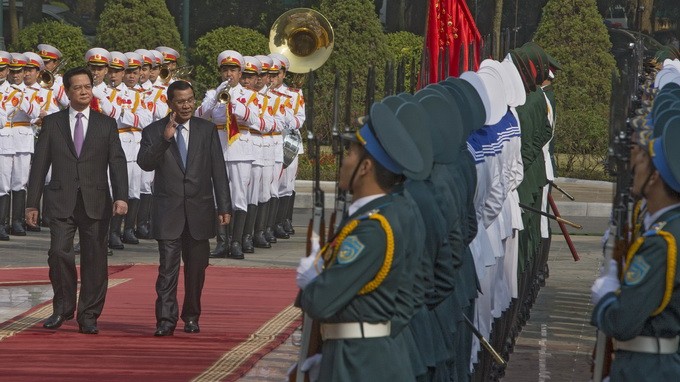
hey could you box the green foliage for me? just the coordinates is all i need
[385,31,422,91]
[534,0,616,179]
[10,21,89,71]
[96,0,183,57]
[191,26,269,98]
[296,149,337,181]
[311,0,394,143]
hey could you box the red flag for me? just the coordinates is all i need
[226,104,240,145]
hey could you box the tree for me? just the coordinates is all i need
[10,21,89,71]
[192,26,268,97]
[96,0,183,56]
[385,31,422,90]
[23,0,43,27]
[534,0,617,177]
[9,0,20,46]
[492,0,504,58]
[313,0,394,143]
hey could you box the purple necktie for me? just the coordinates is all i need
[74,112,84,157]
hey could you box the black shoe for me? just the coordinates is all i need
[40,218,50,228]
[26,224,41,232]
[0,226,9,241]
[283,219,295,235]
[227,241,244,259]
[121,228,139,244]
[43,313,74,329]
[78,324,99,334]
[109,233,124,250]
[184,320,200,333]
[154,326,175,337]
[210,242,228,258]
[108,249,114,256]
[10,221,26,236]
[273,223,290,239]
[242,234,254,253]
[253,231,271,248]
[135,224,152,239]
[263,227,277,243]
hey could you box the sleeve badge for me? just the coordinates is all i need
[624,257,651,286]
[337,235,365,264]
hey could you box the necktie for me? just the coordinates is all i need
[176,124,187,168]
[74,113,84,157]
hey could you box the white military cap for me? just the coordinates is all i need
[0,51,12,67]
[475,66,507,125]
[24,52,45,70]
[500,55,527,107]
[148,49,164,67]
[124,51,143,69]
[134,49,154,67]
[243,56,262,74]
[9,52,28,70]
[268,52,289,71]
[254,55,273,73]
[85,48,111,66]
[217,50,244,71]
[109,51,128,70]
[155,46,180,62]
[37,44,62,62]
[269,57,282,73]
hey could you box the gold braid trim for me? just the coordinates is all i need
[633,200,643,240]
[326,220,361,268]
[624,232,678,317]
[358,213,394,295]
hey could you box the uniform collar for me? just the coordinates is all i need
[348,194,386,217]
[644,202,680,230]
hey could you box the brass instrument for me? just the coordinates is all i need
[159,65,194,84]
[38,58,69,89]
[269,8,334,74]
[217,79,232,124]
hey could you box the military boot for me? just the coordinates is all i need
[122,198,140,244]
[228,210,247,259]
[108,215,124,250]
[10,190,26,236]
[273,195,290,239]
[210,218,229,258]
[135,194,153,239]
[253,201,271,248]
[0,195,10,241]
[283,191,295,235]
[242,204,257,254]
[264,197,278,243]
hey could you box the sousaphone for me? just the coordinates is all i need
[270,8,334,168]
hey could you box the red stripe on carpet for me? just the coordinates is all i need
[0,264,300,381]
[0,264,133,286]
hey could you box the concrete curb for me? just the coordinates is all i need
[292,179,613,218]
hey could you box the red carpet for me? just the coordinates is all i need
[0,265,301,381]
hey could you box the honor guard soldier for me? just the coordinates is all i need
[269,53,305,238]
[154,46,180,85]
[2,53,42,236]
[85,48,119,119]
[195,50,261,259]
[148,50,164,86]
[591,109,680,381]
[240,56,277,253]
[134,49,154,93]
[0,51,13,240]
[297,103,424,382]
[37,44,69,109]
[106,51,152,249]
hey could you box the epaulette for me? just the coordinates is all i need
[270,89,291,98]
[288,87,301,93]
[643,221,668,237]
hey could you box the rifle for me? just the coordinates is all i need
[549,181,575,201]
[396,58,406,93]
[384,60,395,97]
[591,35,643,382]
[518,202,582,229]
[547,194,580,261]
[328,71,346,239]
[290,70,324,382]
[365,66,375,116]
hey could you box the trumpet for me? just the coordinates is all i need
[38,58,69,89]
[159,65,194,84]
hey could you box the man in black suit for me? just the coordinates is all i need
[137,80,232,336]
[26,67,129,334]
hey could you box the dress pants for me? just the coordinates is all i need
[155,221,210,328]
[48,191,110,326]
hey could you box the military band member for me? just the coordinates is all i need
[37,44,69,109]
[85,48,120,120]
[0,51,13,240]
[297,103,424,382]
[3,53,42,236]
[268,53,305,239]
[591,112,680,381]
[154,46,180,86]
[148,50,164,85]
[134,49,154,93]
[195,50,261,259]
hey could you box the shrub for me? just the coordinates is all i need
[385,31,423,92]
[96,0,183,58]
[191,26,268,98]
[533,0,616,179]
[10,21,88,71]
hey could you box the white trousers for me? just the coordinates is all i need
[0,154,12,195]
[227,161,253,212]
[141,170,154,194]
[10,153,31,191]
[249,164,263,206]
[278,156,298,197]
[260,164,273,204]
[127,161,141,199]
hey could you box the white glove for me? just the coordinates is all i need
[230,101,247,120]
[92,86,106,100]
[296,255,323,289]
[300,353,322,382]
[591,260,620,305]
[215,79,231,95]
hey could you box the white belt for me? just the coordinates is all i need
[320,322,391,340]
[614,336,680,354]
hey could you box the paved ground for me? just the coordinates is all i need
[1,178,610,380]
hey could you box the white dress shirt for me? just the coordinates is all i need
[347,194,385,217]
[175,119,190,149]
[69,106,91,140]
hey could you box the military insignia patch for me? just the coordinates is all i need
[337,235,365,264]
[624,257,651,286]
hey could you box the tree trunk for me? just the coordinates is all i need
[639,0,654,33]
[385,0,406,33]
[9,0,19,46]
[492,0,504,58]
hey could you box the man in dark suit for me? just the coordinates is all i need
[26,67,129,335]
[137,80,232,336]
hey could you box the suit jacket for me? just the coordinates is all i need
[27,108,128,220]
[137,115,231,240]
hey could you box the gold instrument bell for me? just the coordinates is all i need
[269,8,334,73]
